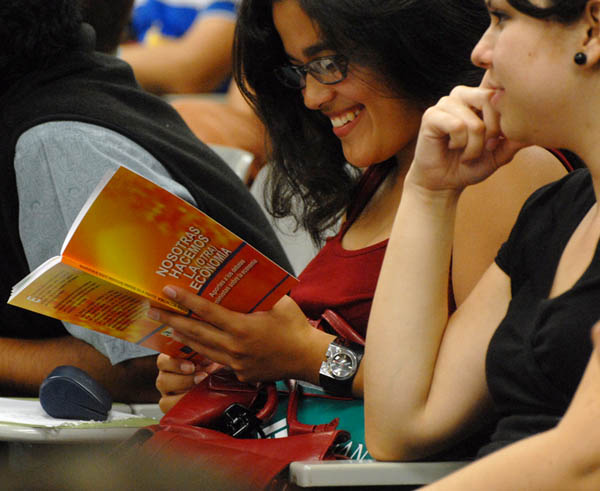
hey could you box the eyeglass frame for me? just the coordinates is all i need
[273,54,349,90]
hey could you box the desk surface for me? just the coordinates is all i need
[0,424,147,444]
[289,460,468,487]
[0,399,161,444]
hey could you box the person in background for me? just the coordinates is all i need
[364,0,600,471]
[0,0,290,402]
[120,0,239,94]
[151,0,568,458]
[171,81,267,183]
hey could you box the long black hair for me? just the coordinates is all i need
[234,0,489,245]
[507,0,587,23]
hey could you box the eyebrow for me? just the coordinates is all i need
[303,41,330,58]
[285,41,331,64]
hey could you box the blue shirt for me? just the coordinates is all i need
[132,0,239,41]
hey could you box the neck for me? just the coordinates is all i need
[390,138,417,192]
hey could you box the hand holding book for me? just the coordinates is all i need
[149,285,328,385]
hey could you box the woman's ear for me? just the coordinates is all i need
[582,0,600,65]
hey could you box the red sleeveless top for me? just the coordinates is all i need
[291,148,576,337]
[289,162,392,337]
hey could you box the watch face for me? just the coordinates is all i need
[328,351,356,379]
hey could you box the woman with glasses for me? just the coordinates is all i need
[150,0,567,458]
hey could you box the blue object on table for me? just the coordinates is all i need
[39,366,112,421]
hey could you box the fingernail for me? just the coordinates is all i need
[147,309,160,320]
[180,361,195,373]
[163,286,177,299]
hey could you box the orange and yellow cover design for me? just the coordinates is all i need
[8,166,297,361]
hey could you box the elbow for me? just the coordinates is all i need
[171,68,231,95]
[170,79,213,95]
[365,435,425,462]
[365,411,447,461]
[365,425,431,462]
[365,441,406,462]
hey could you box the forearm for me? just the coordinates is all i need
[425,406,600,490]
[424,428,583,490]
[426,334,600,490]
[365,181,460,459]
[121,44,226,94]
[0,336,159,402]
[120,19,235,95]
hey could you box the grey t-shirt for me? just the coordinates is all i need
[15,121,199,364]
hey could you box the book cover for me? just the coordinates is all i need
[9,166,298,360]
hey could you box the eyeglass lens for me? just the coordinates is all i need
[275,56,346,89]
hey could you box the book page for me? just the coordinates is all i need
[60,168,115,256]
[8,261,202,361]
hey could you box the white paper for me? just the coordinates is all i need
[0,398,146,427]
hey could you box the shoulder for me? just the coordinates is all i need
[501,165,591,251]
[493,167,592,280]
[15,121,147,178]
[460,146,568,212]
[456,146,570,232]
[517,167,591,217]
[17,121,136,150]
[452,146,569,305]
[16,121,161,168]
[14,121,196,206]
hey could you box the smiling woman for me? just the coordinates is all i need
[153,0,569,460]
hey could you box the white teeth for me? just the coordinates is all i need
[331,109,361,128]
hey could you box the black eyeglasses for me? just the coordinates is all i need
[274,54,349,90]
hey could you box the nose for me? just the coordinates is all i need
[471,27,493,69]
[302,73,336,110]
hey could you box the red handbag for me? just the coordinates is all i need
[120,370,349,489]
[119,310,361,489]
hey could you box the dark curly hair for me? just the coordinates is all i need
[234,0,489,245]
[507,0,587,23]
[0,0,84,81]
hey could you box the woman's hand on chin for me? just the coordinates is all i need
[408,85,525,194]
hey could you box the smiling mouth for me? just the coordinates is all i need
[330,107,362,128]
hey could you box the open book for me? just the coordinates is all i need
[8,166,297,361]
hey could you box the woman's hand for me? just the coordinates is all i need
[149,287,328,384]
[408,85,526,193]
[155,353,221,413]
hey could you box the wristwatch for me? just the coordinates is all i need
[319,337,364,397]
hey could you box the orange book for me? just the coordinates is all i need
[8,166,297,361]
